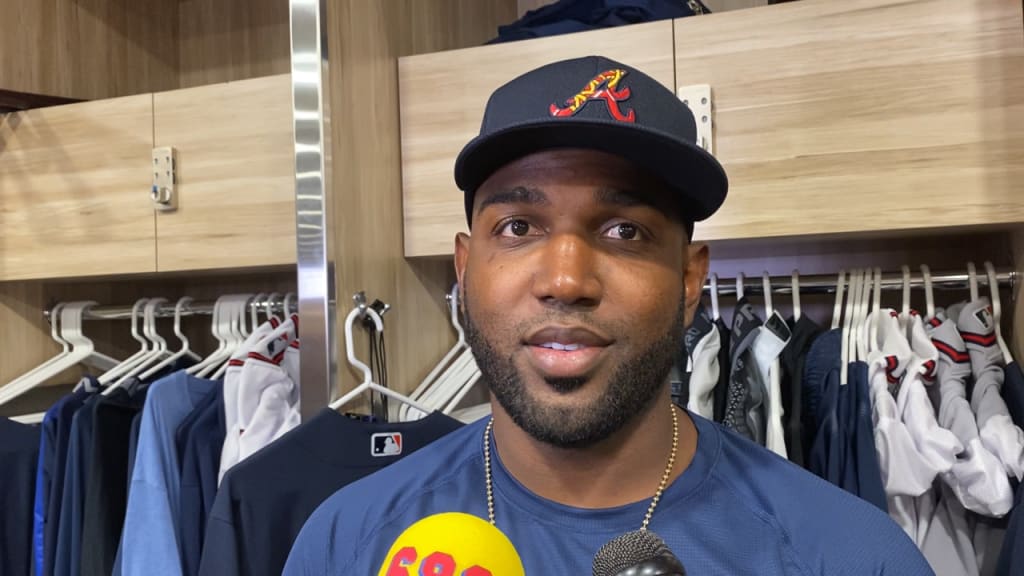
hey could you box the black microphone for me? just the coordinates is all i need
[592,530,686,576]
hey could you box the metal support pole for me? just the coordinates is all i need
[290,0,335,419]
[704,269,1016,296]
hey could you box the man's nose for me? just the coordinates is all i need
[530,233,602,309]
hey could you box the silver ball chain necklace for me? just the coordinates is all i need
[482,402,680,530]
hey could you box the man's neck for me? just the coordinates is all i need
[489,391,697,510]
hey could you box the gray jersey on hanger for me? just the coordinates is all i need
[723,298,764,444]
[957,298,1024,481]
[926,309,1013,518]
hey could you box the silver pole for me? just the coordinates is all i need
[43,298,295,322]
[290,0,335,419]
[705,269,1016,296]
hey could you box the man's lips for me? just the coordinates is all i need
[523,325,613,348]
[522,325,613,380]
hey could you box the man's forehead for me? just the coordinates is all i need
[476,150,668,202]
[475,185,651,212]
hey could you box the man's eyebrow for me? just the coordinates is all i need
[595,187,645,208]
[476,187,550,213]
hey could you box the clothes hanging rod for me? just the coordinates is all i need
[704,268,1017,296]
[43,297,296,322]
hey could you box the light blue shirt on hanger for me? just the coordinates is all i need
[119,371,217,576]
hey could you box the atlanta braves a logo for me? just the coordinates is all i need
[549,69,636,123]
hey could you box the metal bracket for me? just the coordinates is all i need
[151,146,177,212]
[353,291,391,330]
[677,85,714,155]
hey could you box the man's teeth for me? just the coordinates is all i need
[540,342,583,351]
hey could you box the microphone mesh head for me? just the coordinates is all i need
[592,530,672,576]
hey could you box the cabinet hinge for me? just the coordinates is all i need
[151,147,177,212]
[677,85,714,155]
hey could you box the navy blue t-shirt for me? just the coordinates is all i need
[995,482,1023,576]
[43,390,90,576]
[80,390,144,576]
[2,417,42,576]
[53,395,101,576]
[199,409,463,576]
[178,382,225,576]
[285,411,932,575]
[1003,362,1024,428]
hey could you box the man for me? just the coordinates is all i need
[284,56,933,574]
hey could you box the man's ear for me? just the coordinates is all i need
[454,232,471,301]
[683,242,710,326]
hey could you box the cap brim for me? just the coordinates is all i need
[454,118,728,224]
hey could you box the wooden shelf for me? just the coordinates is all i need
[154,74,297,272]
[678,0,1024,243]
[397,0,1024,257]
[0,95,157,280]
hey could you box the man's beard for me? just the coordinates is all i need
[462,288,687,449]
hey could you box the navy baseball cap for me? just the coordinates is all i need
[454,55,728,231]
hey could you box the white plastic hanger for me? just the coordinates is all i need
[921,264,935,320]
[736,272,746,300]
[108,298,171,392]
[791,270,801,321]
[211,293,278,379]
[187,297,228,376]
[330,306,432,415]
[418,353,479,412]
[139,297,201,381]
[440,367,484,415]
[250,293,299,354]
[858,268,874,362]
[831,269,846,330]
[852,269,866,364]
[851,269,862,363]
[10,412,47,425]
[710,273,721,321]
[259,292,281,324]
[18,302,70,386]
[200,295,249,378]
[984,261,1015,364]
[99,299,153,385]
[762,272,773,317]
[853,268,866,364]
[840,269,860,384]
[248,293,266,334]
[967,262,980,302]
[283,292,296,319]
[401,284,475,421]
[901,265,912,318]
[0,302,104,405]
[869,268,882,354]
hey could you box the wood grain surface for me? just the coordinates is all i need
[153,74,297,272]
[677,0,1024,242]
[0,95,157,280]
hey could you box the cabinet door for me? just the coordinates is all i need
[153,74,296,272]
[399,20,676,258]
[677,0,1024,241]
[0,95,156,280]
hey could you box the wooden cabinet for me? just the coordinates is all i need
[0,95,156,280]
[154,74,296,272]
[398,0,1024,257]
[398,20,676,258]
[677,0,1024,242]
[0,75,296,281]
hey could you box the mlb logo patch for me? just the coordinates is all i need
[371,432,403,457]
[974,307,993,330]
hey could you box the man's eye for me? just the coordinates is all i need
[605,222,640,240]
[499,219,534,237]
